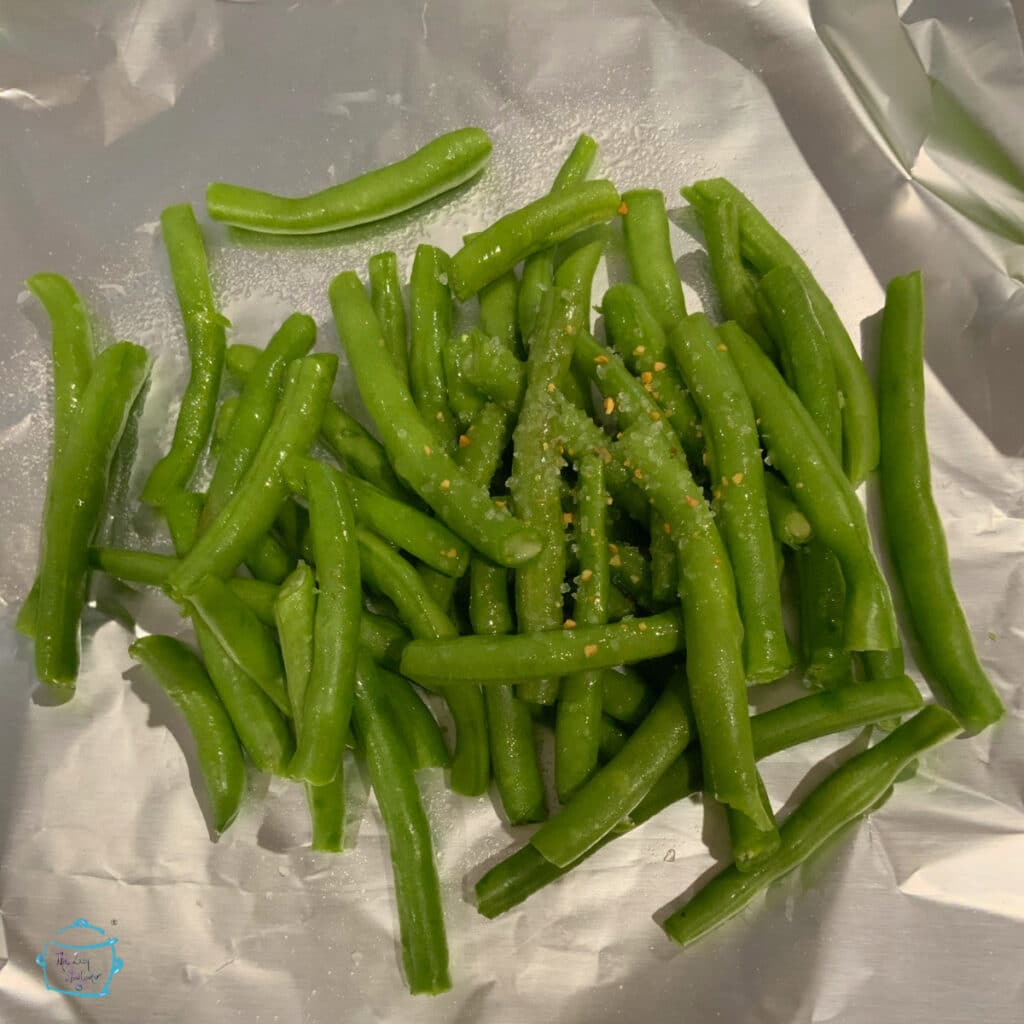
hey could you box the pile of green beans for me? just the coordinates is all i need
[17,127,1005,996]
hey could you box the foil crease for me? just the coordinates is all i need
[1,1,1022,1021]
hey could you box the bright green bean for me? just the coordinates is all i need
[369,250,409,383]
[207,127,491,235]
[375,667,449,771]
[129,634,246,834]
[142,204,226,506]
[763,473,813,548]
[620,189,686,330]
[34,342,150,686]
[878,271,1004,733]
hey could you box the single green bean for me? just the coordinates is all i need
[369,251,409,383]
[531,675,693,867]
[360,612,411,671]
[462,329,526,411]
[352,655,451,995]
[449,180,619,300]
[129,635,246,833]
[698,198,773,356]
[34,342,150,686]
[620,189,686,330]
[718,322,898,652]
[401,610,683,683]
[330,271,542,567]
[212,395,240,451]
[683,179,877,485]
[409,244,457,449]
[878,271,1004,733]
[454,403,515,488]
[442,329,486,430]
[763,473,813,548]
[479,268,521,357]
[663,706,959,946]
[600,666,656,725]
[726,777,781,873]
[556,453,608,801]
[475,676,924,917]
[289,462,362,786]
[142,205,226,506]
[669,313,791,682]
[598,716,631,762]
[207,127,491,235]
[168,354,337,597]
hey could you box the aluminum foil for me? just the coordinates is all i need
[2,1,1023,1020]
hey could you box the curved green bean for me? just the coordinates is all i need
[142,204,226,507]
[375,667,449,771]
[129,634,246,834]
[878,271,1004,733]
[207,126,491,235]
[34,342,150,686]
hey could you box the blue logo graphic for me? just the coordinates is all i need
[36,919,123,998]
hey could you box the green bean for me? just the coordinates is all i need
[600,283,703,469]
[449,180,619,300]
[620,189,686,330]
[598,716,630,762]
[600,666,656,725]
[369,251,409,383]
[375,667,449,771]
[518,134,599,340]
[400,609,684,683]
[763,473,813,548]
[669,313,791,682]
[168,354,337,598]
[164,501,294,775]
[352,655,451,995]
[556,454,608,801]
[357,527,489,796]
[478,268,521,357]
[34,342,150,686]
[683,179,877,485]
[275,499,308,557]
[201,313,315,530]
[129,635,246,834]
[474,676,923,917]
[606,541,654,607]
[330,271,542,567]
[718,322,898,653]
[409,244,458,449]
[531,674,693,868]
[275,562,345,850]
[795,542,854,688]
[726,777,781,873]
[212,395,240,451]
[878,271,1004,733]
[512,244,602,704]
[207,127,491,235]
[663,706,959,946]
[186,574,291,715]
[227,342,407,500]
[141,205,226,506]
[469,558,547,824]
[289,462,362,786]
[697,198,774,356]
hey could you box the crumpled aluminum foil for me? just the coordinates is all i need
[1,2,1022,1021]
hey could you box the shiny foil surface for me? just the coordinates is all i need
[1,2,1023,1020]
